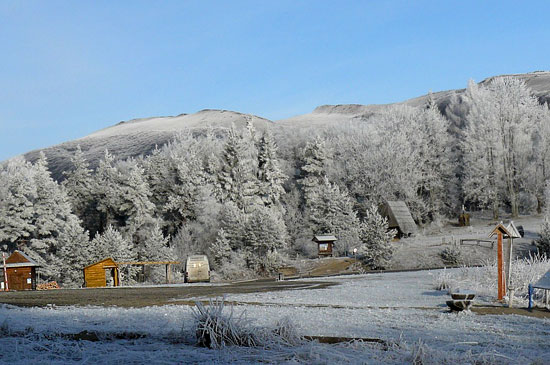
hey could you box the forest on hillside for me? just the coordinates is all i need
[1,77,550,287]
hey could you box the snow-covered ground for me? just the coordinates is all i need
[1,269,549,364]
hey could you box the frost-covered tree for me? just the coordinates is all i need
[56,214,90,287]
[164,147,205,227]
[209,228,232,267]
[257,131,287,207]
[0,158,36,245]
[218,202,247,250]
[214,125,259,210]
[139,223,174,283]
[242,204,288,274]
[417,100,454,217]
[300,136,328,205]
[95,150,122,229]
[90,225,136,284]
[94,151,156,237]
[117,160,155,230]
[0,154,88,280]
[307,177,361,255]
[63,146,102,237]
[527,105,550,213]
[462,77,538,218]
[358,204,396,270]
[140,223,173,262]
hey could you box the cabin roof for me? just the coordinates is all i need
[534,269,550,290]
[313,235,337,242]
[4,250,40,267]
[84,257,118,270]
[505,221,521,238]
[488,223,513,238]
[380,201,417,235]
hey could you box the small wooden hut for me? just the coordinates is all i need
[83,258,120,288]
[380,201,417,237]
[313,235,337,257]
[1,250,40,291]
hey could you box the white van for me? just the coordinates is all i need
[185,255,210,283]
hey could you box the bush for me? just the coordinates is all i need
[439,246,462,266]
[192,298,259,348]
[192,298,303,349]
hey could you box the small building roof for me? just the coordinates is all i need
[534,269,550,290]
[4,250,40,268]
[313,235,337,242]
[380,201,417,235]
[505,221,522,239]
[84,257,118,270]
[489,222,519,237]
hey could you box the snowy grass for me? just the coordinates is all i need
[1,267,549,364]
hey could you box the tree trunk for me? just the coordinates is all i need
[510,192,519,218]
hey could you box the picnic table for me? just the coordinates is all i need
[446,290,476,311]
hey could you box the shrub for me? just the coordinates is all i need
[192,298,259,348]
[440,246,462,266]
[192,298,303,349]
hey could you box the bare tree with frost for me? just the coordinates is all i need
[462,77,538,218]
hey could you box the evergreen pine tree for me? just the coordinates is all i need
[63,146,101,236]
[307,177,361,254]
[0,159,36,245]
[257,131,287,207]
[358,204,396,270]
[90,225,136,284]
[210,228,232,267]
[215,125,259,210]
[300,136,328,205]
[139,223,174,282]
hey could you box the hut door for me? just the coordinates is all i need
[105,268,115,287]
[8,273,24,291]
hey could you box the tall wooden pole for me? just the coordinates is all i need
[497,231,505,300]
[2,253,8,291]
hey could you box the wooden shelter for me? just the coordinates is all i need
[1,250,40,291]
[313,235,337,257]
[83,258,120,288]
[116,261,181,284]
[380,201,417,237]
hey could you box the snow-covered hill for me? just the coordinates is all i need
[16,71,550,179]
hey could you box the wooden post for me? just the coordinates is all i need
[2,253,8,292]
[166,264,171,284]
[506,237,513,293]
[497,231,505,300]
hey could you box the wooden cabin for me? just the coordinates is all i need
[83,258,120,288]
[380,201,417,237]
[1,250,40,291]
[313,235,337,257]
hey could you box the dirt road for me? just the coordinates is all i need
[0,279,335,308]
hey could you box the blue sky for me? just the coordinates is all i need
[0,1,548,161]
